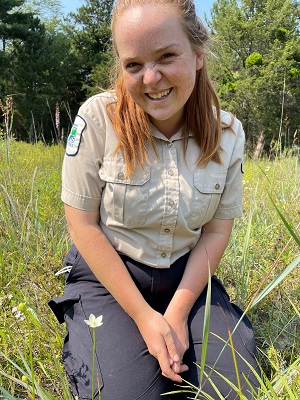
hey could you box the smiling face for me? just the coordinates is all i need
[114,3,203,137]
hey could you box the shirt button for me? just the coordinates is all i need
[164,228,170,233]
[215,183,220,190]
[166,142,172,148]
[168,170,174,176]
[168,200,175,207]
[117,172,125,180]
[161,252,167,258]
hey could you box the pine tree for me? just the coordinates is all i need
[11,16,75,141]
[0,0,34,95]
[0,1,78,141]
[66,0,114,99]
[208,0,300,153]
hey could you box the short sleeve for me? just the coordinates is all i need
[213,117,245,219]
[61,98,108,211]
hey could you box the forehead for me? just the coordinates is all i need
[114,3,189,56]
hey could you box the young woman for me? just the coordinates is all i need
[49,0,260,398]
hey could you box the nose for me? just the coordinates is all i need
[142,65,162,86]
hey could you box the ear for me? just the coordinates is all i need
[196,52,204,70]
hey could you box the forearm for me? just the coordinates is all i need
[65,204,184,381]
[65,205,152,322]
[165,219,234,320]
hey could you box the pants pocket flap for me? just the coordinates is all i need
[48,294,81,324]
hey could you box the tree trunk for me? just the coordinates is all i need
[253,131,265,159]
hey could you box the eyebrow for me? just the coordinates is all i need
[154,43,179,53]
[121,43,179,63]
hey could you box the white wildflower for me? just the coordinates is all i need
[84,314,103,328]
[14,310,25,321]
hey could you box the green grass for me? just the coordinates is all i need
[0,139,299,398]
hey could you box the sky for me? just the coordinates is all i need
[60,0,214,21]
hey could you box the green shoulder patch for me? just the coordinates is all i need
[66,115,86,156]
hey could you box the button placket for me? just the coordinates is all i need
[157,140,179,265]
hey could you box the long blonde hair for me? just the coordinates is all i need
[108,0,228,176]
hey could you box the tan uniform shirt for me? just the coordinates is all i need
[62,92,244,268]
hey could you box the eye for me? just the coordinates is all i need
[161,53,175,60]
[125,62,141,71]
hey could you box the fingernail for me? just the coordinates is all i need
[173,354,179,362]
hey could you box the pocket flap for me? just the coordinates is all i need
[99,157,150,185]
[194,169,226,193]
[48,294,81,324]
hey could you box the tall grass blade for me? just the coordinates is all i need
[0,350,56,400]
[267,191,300,246]
[0,387,20,399]
[228,329,242,398]
[288,298,300,317]
[239,213,252,307]
[270,355,300,393]
[198,263,212,388]
[0,183,19,223]
[251,254,300,308]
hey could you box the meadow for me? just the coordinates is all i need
[0,139,299,399]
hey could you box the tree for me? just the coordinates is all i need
[0,0,116,141]
[20,0,62,18]
[11,16,78,142]
[208,0,300,153]
[66,0,114,100]
[0,0,35,95]
[0,2,77,142]
[19,0,64,29]
[0,0,37,137]
[0,0,32,50]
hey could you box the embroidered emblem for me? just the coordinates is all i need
[66,115,86,156]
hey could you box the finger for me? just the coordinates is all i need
[161,369,182,382]
[166,350,180,374]
[171,362,189,374]
[164,332,180,365]
[169,355,185,374]
[157,349,182,382]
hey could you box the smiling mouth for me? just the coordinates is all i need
[147,88,172,100]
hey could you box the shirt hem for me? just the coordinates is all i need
[61,188,100,212]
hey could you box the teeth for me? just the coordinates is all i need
[148,89,171,99]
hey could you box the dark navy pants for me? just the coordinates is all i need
[49,245,259,400]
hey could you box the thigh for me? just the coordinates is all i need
[50,249,172,400]
[181,277,259,400]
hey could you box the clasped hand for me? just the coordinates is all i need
[135,309,189,382]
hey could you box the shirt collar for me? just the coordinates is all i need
[150,123,193,142]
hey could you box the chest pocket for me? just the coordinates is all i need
[188,168,227,230]
[99,158,151,228]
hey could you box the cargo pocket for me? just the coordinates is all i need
[49,293,103,399]
[48,293,81,324]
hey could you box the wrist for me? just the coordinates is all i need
[131,303,156,326]
[165,301,189,323]
[166,287,198,321]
